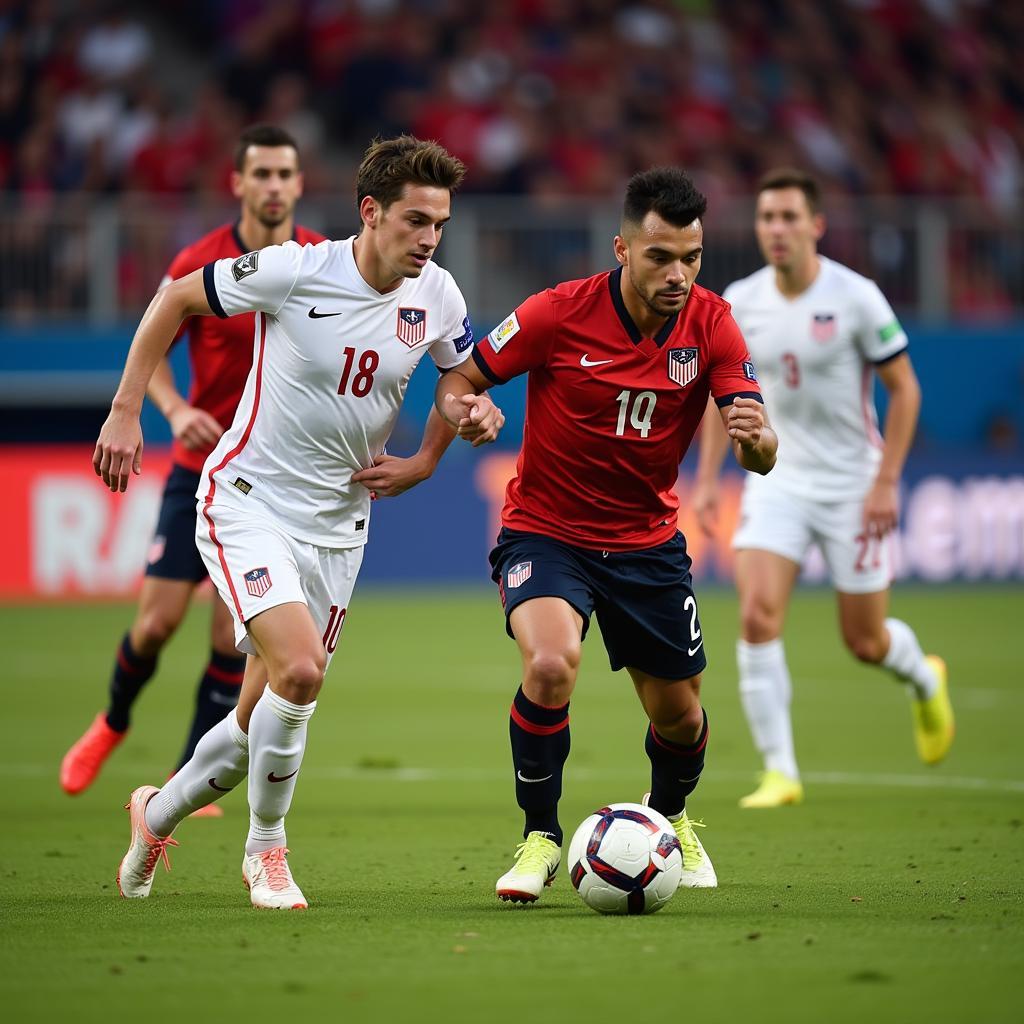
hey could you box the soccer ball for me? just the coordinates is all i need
[567,802,682,915]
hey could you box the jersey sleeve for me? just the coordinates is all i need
[470,291,556,385]
[855,279,908,364]
[203,241,303,319]
[428,277,474,372]
[709,308,763,407]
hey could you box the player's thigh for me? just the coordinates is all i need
[131,576,195,639]
[814,497,893,595]
[509,597,586,689]
[209,591,239,656]
[835,588,890,662]
[195,498,309,657]
[246,600,327,691]
[733,549,802,641]
[594,532,707,681]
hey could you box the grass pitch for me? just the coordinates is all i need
[2,586,1022,1023]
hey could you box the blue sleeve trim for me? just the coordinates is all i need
[472,345,505,386]
[203,262,228,319]
[714,390,763,408]
[872,343,909,367]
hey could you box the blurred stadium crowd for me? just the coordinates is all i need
[0,0,1021,321]
[3,0,1022,202]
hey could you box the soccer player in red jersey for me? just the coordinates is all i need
[436,167,778,902]
[60,126,326,803]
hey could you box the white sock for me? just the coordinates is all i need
[882,618,938,699]
[737,638,799,780]
[246,686,316,855]
[145,711,250,837]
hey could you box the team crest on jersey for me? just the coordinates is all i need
[244,566,272,598]
[397,307,427,346]
[811,313,836,342]
[506,561,532,588]
[489,312,520,352]
[231,251,259,282]
[667,347,699,387]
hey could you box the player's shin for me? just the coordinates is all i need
[246,685,315,855]
[145,710,250,836]
[737,638,799,779]
[645,710,708,818]
[509,686,570,845]
[174,650,246,771]
[107,633,158,732]
[882,618,938,698]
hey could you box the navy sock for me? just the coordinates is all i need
[174,650,245,771]
[509,686,570,845]
[105,633,158,732]
[645,709,709,818]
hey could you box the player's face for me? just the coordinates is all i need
[616,213,703,319]
[232,146,303,228]
[362,184,452,283]
[754,188,824,270]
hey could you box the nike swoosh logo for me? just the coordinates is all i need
[267,769,299,783]
[580,354,613,367]
[688,641,704,657]
[308,307,343,319]
[517,770,553,783]
[208,778,231,792]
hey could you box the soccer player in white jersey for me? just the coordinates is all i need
[694,168,954,809]
[92,136,504,908]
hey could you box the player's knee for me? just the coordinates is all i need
[523,648,578,702]
[739,598,782,643]
[132,609,181,652]
[650,694,703,744]
[274,653,326,704]
[844,630,886,664]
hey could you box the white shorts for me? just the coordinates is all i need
[195,498,363,662]
[732,480,893,594]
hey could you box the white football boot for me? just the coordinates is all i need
[242,847,308,909]
[495,831,560,903]
[642,792,717,888]
[117,785,179,898]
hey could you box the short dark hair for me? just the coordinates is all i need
[757,168,821,213]
[356,135,466,210]
[622,167,707,232]
[234,124,300,171]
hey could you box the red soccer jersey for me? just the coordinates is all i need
[473,267,762,551]
[162,222,326,472]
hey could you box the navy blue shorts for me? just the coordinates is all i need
[144,464,208,583]
[488,528,707,681]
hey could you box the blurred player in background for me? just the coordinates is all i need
[94,135,503,909]
[694,168,954,810]
[437,167,777,903]
[61,126,325,807]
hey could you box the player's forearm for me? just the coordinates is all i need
[146,359,186,419]
[876,376,920,483]
[695,397,731,483]
[413,407,458,474]
[434,368,481,427]
[111,289,191,415]
[735,426,778,475]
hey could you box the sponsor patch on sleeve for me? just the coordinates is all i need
[743,360,758,382]
[453,314,474,352]
[489,311,520,352]
[231,251,259,282]
[878,320,903,342]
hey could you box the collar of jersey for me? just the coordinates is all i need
[342,235,408,298]
[607,266,680,348]
[232,220,300,255]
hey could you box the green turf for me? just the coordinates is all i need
[2,586,1022,1023]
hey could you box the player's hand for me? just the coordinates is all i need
[692,479,721,538]
[727,397,764,448]
[351,454,432,498]
[168,404,223,451]
[448,392,505,446]
[93,408,143,492]
[863,479,900,537]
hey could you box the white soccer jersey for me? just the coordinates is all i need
[724,257,908,500]
[198,237,472,547]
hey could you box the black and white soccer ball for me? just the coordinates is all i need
[568,802,682,915]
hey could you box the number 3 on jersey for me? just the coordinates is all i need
[615,389,657,438]
[337,347,379,396]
